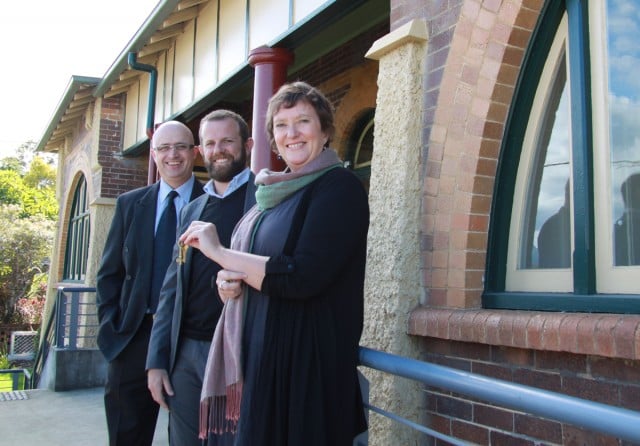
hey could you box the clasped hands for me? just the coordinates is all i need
[179,221,245,302]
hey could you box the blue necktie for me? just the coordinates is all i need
[150,190,178,313]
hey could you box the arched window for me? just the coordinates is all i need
[63,175,90,282]
[345,108,374,192]
[485,0,640,312]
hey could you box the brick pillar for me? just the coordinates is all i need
[248,46,294,173]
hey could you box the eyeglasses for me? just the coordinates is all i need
[154,143,194,153]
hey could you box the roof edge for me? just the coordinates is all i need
[94,0,181,98]
[36,75,101,152]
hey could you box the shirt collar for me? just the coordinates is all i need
[203,167,251,198]
[158,175,196,205]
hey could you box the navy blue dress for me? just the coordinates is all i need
[235,168,369,446]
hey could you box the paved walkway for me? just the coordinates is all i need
[0,387,169,445]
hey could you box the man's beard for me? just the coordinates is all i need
[206,149,247,182]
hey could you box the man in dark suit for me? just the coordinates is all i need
[96,120,204,446]
[146,110,255,446]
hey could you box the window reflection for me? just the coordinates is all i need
[538,179,571,267]
[607,0,640,266]
[520,54,572,269]
[614,173,640,265]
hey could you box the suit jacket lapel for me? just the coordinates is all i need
[131,183,160,306]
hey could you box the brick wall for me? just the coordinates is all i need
[97,95,148,198]
[421,337,640,445]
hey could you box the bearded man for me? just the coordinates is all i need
[146,110,255,446]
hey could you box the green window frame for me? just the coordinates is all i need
[484,0,640,313]
[63,175,90,282]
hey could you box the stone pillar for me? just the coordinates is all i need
[363,20,428,446]
[248,46,294,173]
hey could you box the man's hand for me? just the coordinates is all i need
[147,368,174,410]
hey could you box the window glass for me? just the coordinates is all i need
[63,176,90,282]
[607,0,640,266]
[520,61,571,269]
[488,0,640,309]
[505,16,573,293]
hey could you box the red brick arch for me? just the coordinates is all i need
[421,1,543,308]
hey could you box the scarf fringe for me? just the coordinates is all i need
[199,382,243,439]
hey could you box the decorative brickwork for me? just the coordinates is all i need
[419,0,543,308]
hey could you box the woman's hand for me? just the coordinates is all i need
[179,221,222,261]
[216,269,247,303]
[181,220,269,292]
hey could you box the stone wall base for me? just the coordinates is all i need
[38,348,106,391]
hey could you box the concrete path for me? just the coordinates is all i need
[0,387,169,445]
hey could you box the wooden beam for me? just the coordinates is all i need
[68,96,94,108]
[104,81,136,98]
[178,0,209,10]
[163,7,199,28]
[119,69,142,81]
[72,89,94,101]
[53,121,77,136]
[150,23,185,43]
[60,111,85,122]
[138,39,174,58]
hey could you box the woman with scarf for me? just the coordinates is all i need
[180,81,369,445]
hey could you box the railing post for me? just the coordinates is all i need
[55,288,67,348]
[68,291,80,349]
[12,370,20,390]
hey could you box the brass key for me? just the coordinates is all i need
[176,241,188,264]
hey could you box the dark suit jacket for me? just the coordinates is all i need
[146,174,256,372]
[96,179,205,362]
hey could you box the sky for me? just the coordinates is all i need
[0,0,160,158]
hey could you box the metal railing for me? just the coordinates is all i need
[31,286,97,388]
[358,347,640,444]
[27,287,640,443]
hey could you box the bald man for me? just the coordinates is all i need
[97,120,204,446]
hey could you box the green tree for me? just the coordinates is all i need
[0,157,24,173]
[0,152,57,220]
[23,156,58,219]
[0,205,54,323]
[24,156,56,190]
[0,170,25,206]
[0,142,58,323]
[0,140,38,174]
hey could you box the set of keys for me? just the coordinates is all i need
[176,241,189,264]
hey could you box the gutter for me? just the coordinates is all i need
[127,52,157,139]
